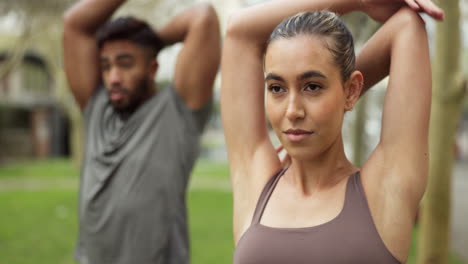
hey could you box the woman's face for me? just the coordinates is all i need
[264,35,351,160]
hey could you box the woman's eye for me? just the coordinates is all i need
[304,83,321,92]
[269,85,284,93]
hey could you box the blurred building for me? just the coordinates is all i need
[0,51,69,163]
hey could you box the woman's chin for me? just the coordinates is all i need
[284,146,322,162]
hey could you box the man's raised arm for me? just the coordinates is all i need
[157,4,221,110]
[63,0,126,110]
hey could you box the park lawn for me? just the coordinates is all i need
[0,190,77,264]
[0,159,464,264]
[0,159,234,264]
[0,158,229,180]
[0,189,233,264]
[0,159,79,179]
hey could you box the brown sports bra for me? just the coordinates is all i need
[233,169,401,264]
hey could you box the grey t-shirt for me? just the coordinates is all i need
[75,85,211,264]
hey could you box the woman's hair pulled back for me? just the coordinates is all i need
[267,11,355,82]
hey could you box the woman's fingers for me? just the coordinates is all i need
[415,0,445,20]
[275,145,284,153]
[405,0,421,11]
[276,145,291,167]
[405,0,445,21]
[366,0,445,21]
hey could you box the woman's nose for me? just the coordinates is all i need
[285,93,305,121]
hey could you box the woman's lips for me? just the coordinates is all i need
[283,129,314,142]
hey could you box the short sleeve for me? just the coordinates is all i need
[83,86,107,125]
[167,86,213,134]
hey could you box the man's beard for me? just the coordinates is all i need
[109,78,151,117]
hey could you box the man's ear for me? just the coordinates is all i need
[148,59,158,78]
[344,70,364,111]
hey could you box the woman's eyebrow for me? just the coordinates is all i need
[297,70,327,81]
[265,71,327,82]
[265,73,284,82]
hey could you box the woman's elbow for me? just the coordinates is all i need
[394,7,427,34]
[225,10,251,40]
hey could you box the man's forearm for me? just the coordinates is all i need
[156,4,218,47]
[64,0,126,34]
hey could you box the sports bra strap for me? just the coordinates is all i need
[251,168,287,224]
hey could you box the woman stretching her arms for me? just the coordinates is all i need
[221,0,444,263]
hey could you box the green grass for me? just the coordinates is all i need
[0,159,79,179]
[0,158,226,180]
[0,190,77,264]
[189,190,233,263]
[0,189,233,264]
[192,160,230,179]
[0,159,233,264]
[0,159,464,264]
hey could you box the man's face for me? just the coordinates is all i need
[100,40,157,113]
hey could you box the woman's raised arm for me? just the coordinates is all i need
[355,7,442,260]
[358,7,435,203]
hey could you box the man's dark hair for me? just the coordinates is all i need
[96,16,165,58]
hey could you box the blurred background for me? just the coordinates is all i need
[0,0,467,263]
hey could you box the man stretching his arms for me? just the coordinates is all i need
[63,0,220,263]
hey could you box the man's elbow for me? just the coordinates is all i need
[62,7,95,34]
[63,11,77,44]
[63,7,80,31]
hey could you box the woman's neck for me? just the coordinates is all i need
[284,135,357,196]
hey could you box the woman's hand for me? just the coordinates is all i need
[276,145,291,168]
[361,0,444,22]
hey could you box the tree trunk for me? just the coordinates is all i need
[352,95,367,167]
[341,13,379,168]
[417,0,465,263]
